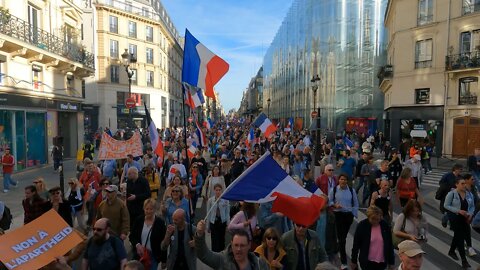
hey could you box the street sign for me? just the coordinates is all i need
[125,98,136,109]
[311,111,318,118]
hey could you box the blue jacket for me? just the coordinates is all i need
[444,189,475,216]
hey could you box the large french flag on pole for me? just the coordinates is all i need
[221,152,326,226]
[182,29,229,99]
[253,113,277,138]
[195,121,208,148]
[144,103,164,167]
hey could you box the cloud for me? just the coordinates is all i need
[162,0,293,111]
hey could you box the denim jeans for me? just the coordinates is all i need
[316,210,327,249]
[3,173,16,190]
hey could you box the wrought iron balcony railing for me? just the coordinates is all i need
[0,13,94,69]
[459,95,478,105]
[446,51,480,71]
[463,3,480,15]
[377,65,393,85]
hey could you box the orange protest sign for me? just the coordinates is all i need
[97,131,143,160]
[0,209,84,270]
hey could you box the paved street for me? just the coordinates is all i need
[2,159,480,269]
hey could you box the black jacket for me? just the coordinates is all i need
[351,219,394,266]
[126,177,151,224]
[129,215,167,263]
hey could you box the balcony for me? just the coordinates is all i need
[463,3,480,15]
[459,95,478,105]
[0,12,94,71]
[446,51,480,71]
[377,65,393,87]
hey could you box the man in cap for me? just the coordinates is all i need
[96,185,130,239]
[397,240,425,270]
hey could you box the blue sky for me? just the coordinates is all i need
[162,0,293,112]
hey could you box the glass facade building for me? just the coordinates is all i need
[263,0,388,133]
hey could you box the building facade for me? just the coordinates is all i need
[381,0,480,156]
[0,0,95,168]
[83,0,183,135]
[263,0,387,133]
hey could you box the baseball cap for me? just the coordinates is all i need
[398,240,426,257]
[105,185,119,193]
[221,154,228,160]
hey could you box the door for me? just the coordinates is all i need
[452,116,480,157]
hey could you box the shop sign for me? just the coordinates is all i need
[410,130,427,138]
[413,124,426,130]
[58,102,79,111]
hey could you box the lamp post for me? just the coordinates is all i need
[267,97,271,116]
[121,49,137,129]
[311,74,321,171]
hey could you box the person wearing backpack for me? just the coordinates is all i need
[0,201,12,231]
[328,173,359,270]
[82,218,127,270]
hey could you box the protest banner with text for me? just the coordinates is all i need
[97,131,143,160]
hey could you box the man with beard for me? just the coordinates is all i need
[82,218,127,270]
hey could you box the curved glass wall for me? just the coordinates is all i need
[263,0,387,132]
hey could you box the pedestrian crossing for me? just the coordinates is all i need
[422,169,445,188]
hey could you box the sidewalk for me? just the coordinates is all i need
[1,159,77,230]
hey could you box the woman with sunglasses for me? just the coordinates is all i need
[162,186,190,225]
[66,178,86,231]
[33,177,49,200]
[254,227,286,270]
[163,175,188,201]
[48,186,73,226]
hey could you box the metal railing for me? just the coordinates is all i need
[0,13,94,69]
[417,14,433,26]
[415,60,432,69]
[463,3,480,15]
[377,65,393,85]
[446,51,480,71]
[459,95,478,105]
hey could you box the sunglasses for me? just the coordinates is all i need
[93,227,105,232]
[101,183,110,186]
[296,224,307,228]
[68,182,75,185]
[33,181,40,184]
[327,169,334,171]
[172,190,181,193]
[266,237,278,241]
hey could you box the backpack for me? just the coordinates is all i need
[333,185,355,207]
[0,205,13,230]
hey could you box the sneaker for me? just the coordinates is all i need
[340,264,349,270]
[468,247,477,257]
[11,182,18,188]
[3,189,8,193]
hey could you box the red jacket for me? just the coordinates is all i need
[1,154,14,174]
[315,174,337,195]
[79,170,102,199]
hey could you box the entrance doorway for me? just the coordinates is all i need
[58,112,78,158]
[452,116,480,157]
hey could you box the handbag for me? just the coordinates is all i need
[392,214,407,249]
[139,226,153,270]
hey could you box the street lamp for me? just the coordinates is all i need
[121,49,137,129]
[311,74,321,171]
[267,97,271,116]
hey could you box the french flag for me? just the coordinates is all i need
[221,152,326,226]
[144,103,164,167]
[284,118,293,132]
[183,82,205,108]
[195,121,208,148]
[344,136,354,150]
[253,113,277,138]
[187,141,198,159]
[246,127,254,148]
[203,118,213,130]
[182,29,229,99]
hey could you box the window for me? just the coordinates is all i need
[128,21,137,38]
[460,30,480,54]
[125,1,132,12]
[459,77,479,105]
[415,39,432,68]
[463,0,480,14]
[110,40,118,58]
[415,88,430,104]
[146,71,154,87]
[81,79,86,98]
[142,7,150,17]
[110,65,119,83]
[63,24,76,44]
[109,16,118,33]
[146,48,153,64]
[128,44,137,59]
[146,26,153,42]
[418,0,433,25]
[28,5,39,43]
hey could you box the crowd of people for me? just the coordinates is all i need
[1,119,480,270]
